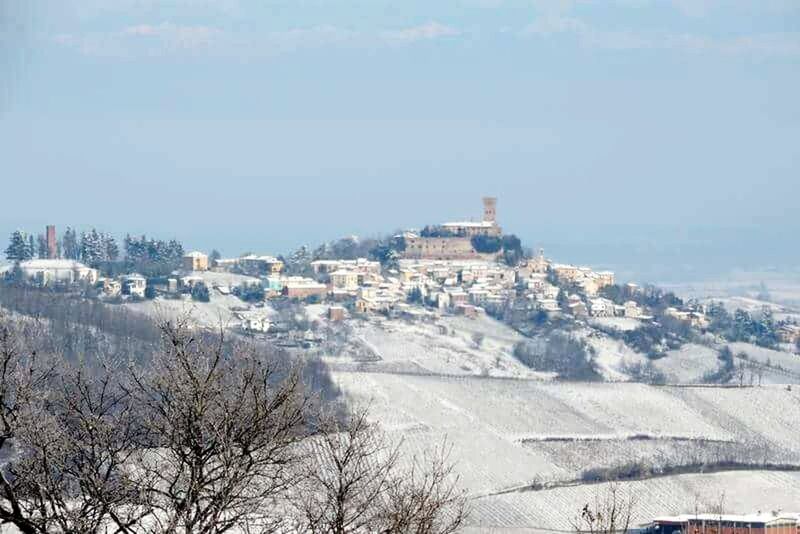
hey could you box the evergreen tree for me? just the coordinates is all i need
[104,234,119,261]
[36,234,48,259]
[191,282,211,302]
[80,229,106,266]
[5,231,33,262]
[210,249,221,263]
[28,235,35,261]
[62,227,80,260]
[286,245,312,275]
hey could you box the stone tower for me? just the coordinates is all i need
[482,197,497,223]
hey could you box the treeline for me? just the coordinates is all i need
[0,313,468,534]
[600,284,683,313]
[282,234,407,275]
[5,228,185,277]
[706,302,783,349]
[0,284,160,363]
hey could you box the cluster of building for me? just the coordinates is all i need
[647,511,800,534]
[514,251,631,318]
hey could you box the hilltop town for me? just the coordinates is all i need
[3,197,799,370]
[3,199,800,530]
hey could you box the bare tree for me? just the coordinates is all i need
[573,482,636,534]
[0,314,147,534]
[125,317,309,534]
[377,441,469,534]
[295,407,468,534]
[711,491,726,534]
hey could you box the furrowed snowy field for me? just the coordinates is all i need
[103,288,800,528]
[466,470,800,533]
[332,370,800,529]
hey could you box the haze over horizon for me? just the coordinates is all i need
[1,1,798,282]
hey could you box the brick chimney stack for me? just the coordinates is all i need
[46,225,57,259]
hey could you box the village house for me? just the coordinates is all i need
[454,303,482,318]
[665,307,710,328]
[282,277,328,300]
[212,258,238,271]
[239,314,271,333]
[595,270,615,287]
[589,297,615,317]
[518,249,550,277]
[238,255,284,276]
[355,291,402,314]
[551,264,581,283]
[330,270,359,292]
[537,298,560,313]
[121,274,147,298]
[567,294,588,318]
[328,306,346,321]
[20,259,99,287]
[525,272,549,291]
[182,251,209,272]
[311,258,381,277]
[624,300,643,319]
[778,324,800,345]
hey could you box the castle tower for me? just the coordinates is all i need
[46,225,57,259]
[482,197,497,223]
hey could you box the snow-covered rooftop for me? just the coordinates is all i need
[21,259,91,270]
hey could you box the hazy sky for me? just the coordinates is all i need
[1,1,798,279]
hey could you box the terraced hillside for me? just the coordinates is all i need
[331,370,800,530]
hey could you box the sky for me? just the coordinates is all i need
[0,0,798,281]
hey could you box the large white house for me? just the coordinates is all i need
[20,259,99,286]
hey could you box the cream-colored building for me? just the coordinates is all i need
[330,270,359,291]
[183,251,209,272]
[238,255,284,275]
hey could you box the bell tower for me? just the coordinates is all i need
[482,197,497,223]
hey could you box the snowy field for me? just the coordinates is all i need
[578,329,647,381]
[123,293,254,328]
[653,344,720,384]
[332,372,800,491]
[180,270,261,288]
[728,342,800,377]
[466,470,800,532]
[328,314,543,379]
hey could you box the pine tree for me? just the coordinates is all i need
[287,245,311,275]
[36,234,48,259]
[5,231,34,262]
[79,228,111,266]
[104,234,119,261]
[63,227,80,260]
